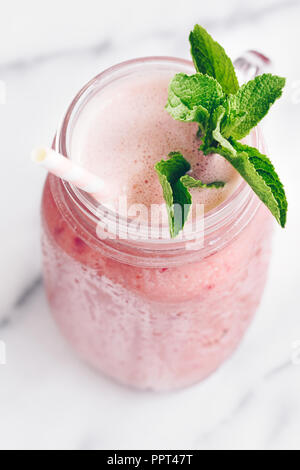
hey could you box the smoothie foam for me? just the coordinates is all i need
[71,70,241,218]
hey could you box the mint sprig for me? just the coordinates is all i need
[155,152,224,237]
[158,23,287,236]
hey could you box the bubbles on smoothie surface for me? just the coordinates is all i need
[71,70,240,219]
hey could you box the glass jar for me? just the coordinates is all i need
[41,57,273,391]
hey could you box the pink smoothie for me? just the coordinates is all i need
[41,59,273,390]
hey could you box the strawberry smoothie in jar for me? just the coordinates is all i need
[41,58,273,391]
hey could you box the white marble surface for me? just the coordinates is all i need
[0,0,300,450]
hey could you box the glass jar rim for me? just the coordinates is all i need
[54,56,261,263]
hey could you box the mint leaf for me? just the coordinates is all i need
[189,24,239,95]
[155,151,191,183]
[200,105,235,155]
[229,140,287,227]
[209,133,287,227]
[203,105,288,227]
[181,174,225,189]
[155,152,192,238]
[172,180,192,237]
[166,73,224,134]
[223,74,286,139]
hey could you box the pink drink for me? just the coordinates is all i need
[41,58,273,390]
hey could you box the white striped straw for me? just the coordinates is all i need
[31,147,108,199]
